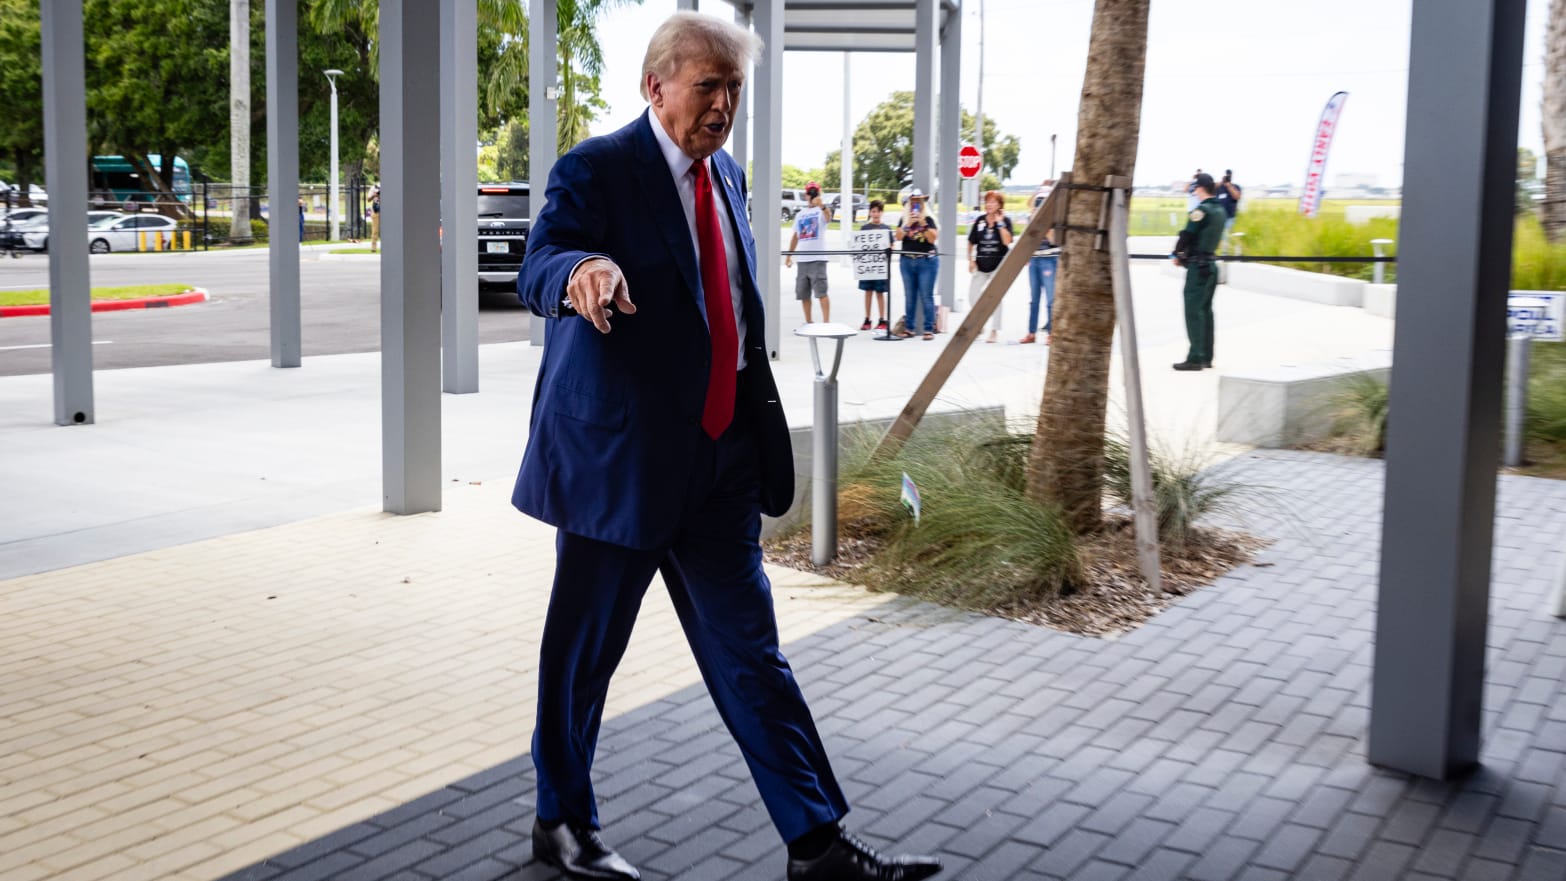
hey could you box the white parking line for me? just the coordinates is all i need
[0,341,113,351]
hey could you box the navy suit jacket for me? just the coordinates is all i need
[513,111,794,550]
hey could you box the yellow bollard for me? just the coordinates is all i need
[138,231,146,252]
[183,231,192,250]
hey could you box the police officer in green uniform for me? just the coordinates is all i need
[1171,172,1227,371]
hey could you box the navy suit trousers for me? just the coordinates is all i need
[531,418,849,843]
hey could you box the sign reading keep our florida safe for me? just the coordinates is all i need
[850,229,892,281]
[1508,291,1565,342]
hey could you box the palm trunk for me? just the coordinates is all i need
[1024,0,1150,533]
[229,0,252,244]
[1544,0,1566,240]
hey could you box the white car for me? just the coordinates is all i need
[17,211,124,252]
[2,207,48,226]
[88,214,178,253]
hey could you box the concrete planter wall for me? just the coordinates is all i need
[1216,351,1393,448]
[1226,262,1367,307]
[1363,283,1397,319]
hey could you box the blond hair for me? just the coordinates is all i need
[639,12,763,100]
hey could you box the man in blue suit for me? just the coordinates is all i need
[514,12,942,881]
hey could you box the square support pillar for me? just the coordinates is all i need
[1369,0,1526,779]
[440,0,479,393]
[381,0,444,514]
[912,0,937,204]
[937,3,960,309]
[528,0,557,348]
[752,0,784,360]
[41,0,93,426]
[732,4,752,177]
[266,0,301,368]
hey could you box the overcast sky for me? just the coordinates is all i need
[592,0,1551,190]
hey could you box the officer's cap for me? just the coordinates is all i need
[1192,172,1216,192]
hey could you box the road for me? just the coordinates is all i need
[0,248,532,376]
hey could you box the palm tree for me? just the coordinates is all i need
[1544,0,1566,240]
[1023,0,1151,533]
[229,0,252,243]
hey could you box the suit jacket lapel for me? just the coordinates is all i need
[631,112,701,303]
[712,153,766,342]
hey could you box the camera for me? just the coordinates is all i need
[1223,170,1232,183]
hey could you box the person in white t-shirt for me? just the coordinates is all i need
[785,182,833,323]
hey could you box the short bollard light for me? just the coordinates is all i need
[1371,238,1394,285]
[794,322,858,566]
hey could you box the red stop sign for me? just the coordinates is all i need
[958,144,983,179]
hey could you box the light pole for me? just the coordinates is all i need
[324,68,344,241]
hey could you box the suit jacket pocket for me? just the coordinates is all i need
[549,382,627,430]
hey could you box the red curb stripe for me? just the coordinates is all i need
[0,288,208,318]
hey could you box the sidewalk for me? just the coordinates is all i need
[2,257,1508,881]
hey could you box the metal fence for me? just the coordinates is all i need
[1,178,380,253]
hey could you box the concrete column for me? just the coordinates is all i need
[912,0,937,202]
[840,53,852,228]
[528,0,557,348]
[1369,0,1526,779]
[266,0,301,368]
[41,0,93,426]
[937,1,960,309]
[732,4,752,176]
[752,0,784,360]
[380,0,444,514]
[441,0,479,393]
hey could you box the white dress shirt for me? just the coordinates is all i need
[649,112,748,370]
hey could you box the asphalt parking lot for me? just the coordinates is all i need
[0,248,531,376]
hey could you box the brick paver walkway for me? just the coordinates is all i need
[205,451,1566,881]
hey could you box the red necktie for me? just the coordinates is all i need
[693,160,737,439]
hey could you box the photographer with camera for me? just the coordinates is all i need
[1170,172,1226,372]
[1216,169,1242,240]
[895,189,939,339]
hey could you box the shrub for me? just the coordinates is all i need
[1528,342,1566,444]
[1100,433,1252,552]
[835,416,1082,611]
[1330,374,1391,456]
[1228,203,1399,282]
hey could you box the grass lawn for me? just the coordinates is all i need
[0,283,191,307]
[329,248,379,255]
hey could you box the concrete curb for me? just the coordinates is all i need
[0,287,209,318]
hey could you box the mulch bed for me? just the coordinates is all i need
[764,514,1266,639]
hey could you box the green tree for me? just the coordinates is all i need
[961,110,1020,183]
[0,0,43,205]
[84,0,234,213]
[821,90,1024,196]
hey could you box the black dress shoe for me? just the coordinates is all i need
[787,827,942,881]
[531,819,641,880]
[1172,361,1204,371]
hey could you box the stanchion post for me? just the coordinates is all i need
[1372,238,1394,285]
[795,323,857,566]
[1504,331,1530,467]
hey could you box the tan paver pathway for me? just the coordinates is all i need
[0,480,895,881]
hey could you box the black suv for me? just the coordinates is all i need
[477,183,530,291]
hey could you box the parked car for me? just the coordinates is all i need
[476,182,530,293]
[1,180,47,204]
[13,211,124,252]
[88,214,178,253]
[828,192,867,220]
[780,188,808,221]
[2,207,49,226]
